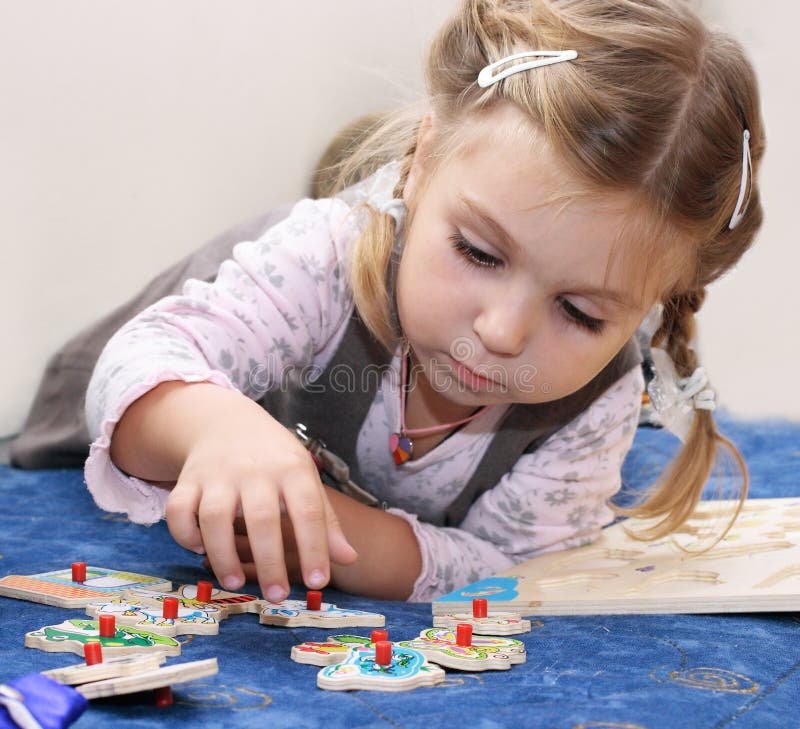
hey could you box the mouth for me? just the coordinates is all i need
[445,355,505,391]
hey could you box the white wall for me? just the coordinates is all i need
[1,1,796,438]
[693,0,799,420]
[0,1,456,437]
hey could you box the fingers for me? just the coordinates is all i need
[321,493,359,566]
[234,533,253,563]
[165,480,204,554]
[281,463,333,591]
[196,485,244,592]
[241,480,289,603]
[236,550,301,587]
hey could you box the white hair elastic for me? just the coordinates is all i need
[477,50,578,88]
[647,347,716,443]
[728,129,752,230]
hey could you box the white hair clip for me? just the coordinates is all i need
[477,50,578,88]
[647,347,716,443]
[728,129,751,230]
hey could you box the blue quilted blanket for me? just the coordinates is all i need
[0,414,798,728]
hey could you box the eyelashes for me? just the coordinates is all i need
[556,297,605,334]
[449,232,606,335]
[450,234,502,268]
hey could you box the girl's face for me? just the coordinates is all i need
[396,105,657,408]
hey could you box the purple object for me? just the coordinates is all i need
[0,674,87,729]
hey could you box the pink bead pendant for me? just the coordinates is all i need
[389,433,413,465]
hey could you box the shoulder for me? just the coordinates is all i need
[538,364,644,460]
[236,160,402,272]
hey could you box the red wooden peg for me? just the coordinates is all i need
[456,623,473,647]
[84,641,103,665]
[99,613,116,638]
[374,640,392,666]
[154,686,173,707]
[473,598,488,618]
[163,596,179,619]
[306,590,322,611]
[71,562,87,583]
[196,580,213,603]
[371,629,389,643]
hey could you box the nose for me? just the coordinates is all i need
[472,297,531,358]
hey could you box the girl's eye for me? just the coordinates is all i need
[558,297,605,334]
[450,234,502,269]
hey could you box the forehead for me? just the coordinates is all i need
[427,105,693,301]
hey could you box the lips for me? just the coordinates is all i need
[446,355,502,389]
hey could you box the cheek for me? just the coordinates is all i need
[539,336,635,399]
[397,241,471,328]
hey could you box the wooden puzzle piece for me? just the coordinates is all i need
[397,627,526,672]
[260,598,385,629]
[432,612,532,635]
[25,619,181,657]
[317,644,445,692]
[74,658,218,700]
[42,652,166,685]
[124,583,260,618]
[85,597,219,636]
[0,565,172,608]
[433,598,531,635]
[291,634,378,666]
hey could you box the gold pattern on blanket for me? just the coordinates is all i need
[175,682,273,710]
[653,667,759,694]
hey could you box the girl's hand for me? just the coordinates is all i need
[163,399,357,603]
[212,515,302,587]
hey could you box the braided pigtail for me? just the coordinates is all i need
[618,290,748,543]
[346,121,423,354]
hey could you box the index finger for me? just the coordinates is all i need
[240,479,289,603]
[281,467,331,591]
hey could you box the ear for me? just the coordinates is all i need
[403,110,438,206]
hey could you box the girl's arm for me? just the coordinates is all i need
[84,196,361,598]
[325,487,422,600]
[232,366,643,601]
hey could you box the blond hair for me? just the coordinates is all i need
[329,0,765,541]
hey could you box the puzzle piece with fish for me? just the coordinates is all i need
[397,625,526,671]
[260,591,385,629]
[316,641,445,692]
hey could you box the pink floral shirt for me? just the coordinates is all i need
[85,162,643,601]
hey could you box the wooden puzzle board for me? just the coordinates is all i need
[0,567,171,608]
[433,498,800,616]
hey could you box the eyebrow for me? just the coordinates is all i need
[455,193,639,312]
[457,193,523,256]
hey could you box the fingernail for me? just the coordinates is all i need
[222,575,242,591]
[308,569,326,588]
[266,585,286,603]
[192,546,206,555]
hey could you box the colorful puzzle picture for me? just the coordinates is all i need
[0,566,171,608]
[260,597,385,628]
[26,619,182,657]
[123,584,261,620]
[316,644,445,692]
[433,498,800,616]
[85,597,220,636]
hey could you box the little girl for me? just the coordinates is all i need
[84,0,764,603]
